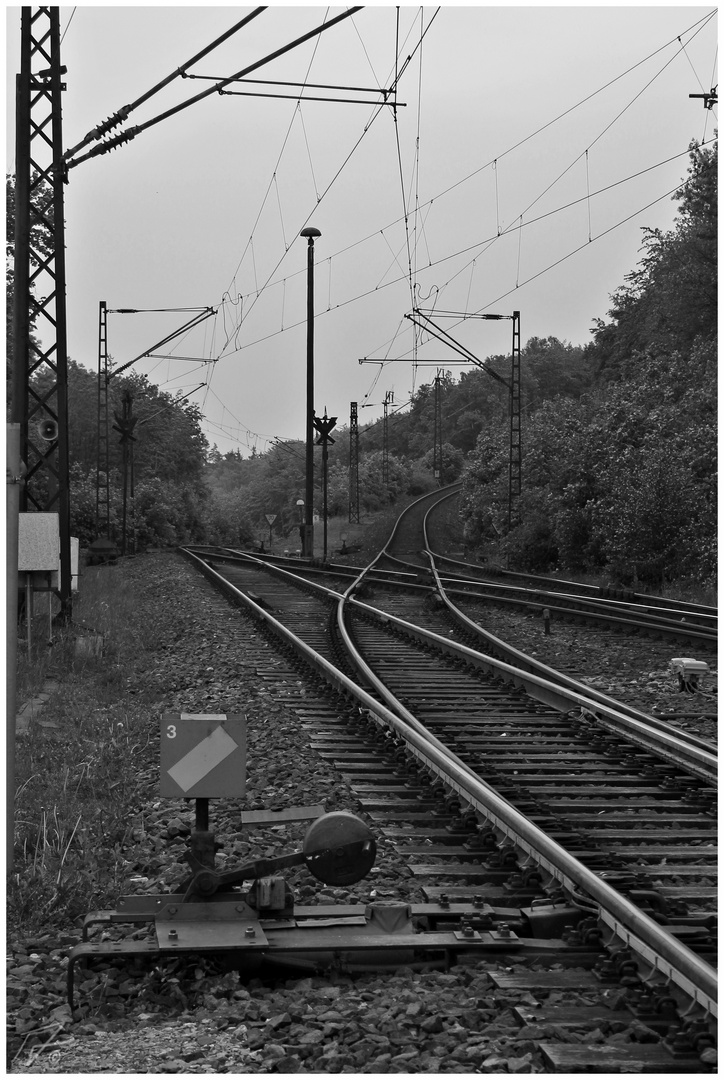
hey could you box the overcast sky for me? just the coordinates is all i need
[6,4,718,457]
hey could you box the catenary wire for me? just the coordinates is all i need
[223,7,715,330]
[216,8,438,360]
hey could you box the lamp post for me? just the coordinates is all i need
[296,498,305,555]
[300,226,321,559]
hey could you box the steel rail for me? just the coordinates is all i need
[438,576,717,637]
[334,597,717,1018]
[181,547,716,1016]
[436,578,721,643]
[442,556,718,622]
[188,543,716,767]
[349,594,717,786]
[428,488,717,622]
[382,497,716,644]
[418,503,717,761]
[367,490,718,772]
[434,572,717,760]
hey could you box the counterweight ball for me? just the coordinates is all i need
[302,811,376,886]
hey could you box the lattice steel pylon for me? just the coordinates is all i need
[404,308,522,532]
[11,6,72,616]
[382,390,393,485]
[433,371,443,484]
[96,300,111,539]
[348,401,360,524]
[508,311,522,530]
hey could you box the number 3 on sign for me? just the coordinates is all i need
[166,724,177,738]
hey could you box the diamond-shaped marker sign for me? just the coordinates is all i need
[160,714,246,798]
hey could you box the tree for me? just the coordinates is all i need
[459,420,509,545]
[590,140,717,379]
[421,442,464,485]
[520,336,593,406]
[592,445,701,585]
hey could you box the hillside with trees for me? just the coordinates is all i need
[200,143,715,591]
[459,140,716,588]
[7,140,716,590]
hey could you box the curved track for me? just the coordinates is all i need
[183,490,717,1037]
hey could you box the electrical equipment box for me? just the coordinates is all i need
[669,657,709,691]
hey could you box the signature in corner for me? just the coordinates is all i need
[13,1022,70,1068]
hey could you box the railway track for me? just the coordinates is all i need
[175,490,717,1067]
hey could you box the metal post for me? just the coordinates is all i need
[300,227,321,559]
[13,8,72,620]
[322,434,329,561]
[296,498,304,553]
[382,391,393,485]
[96,301,110,538]
[113,390,136,557]
[508,311,521,531]
[12,51,30,440]
[433,371,443,484]
[6,425,22,874]
[348,401,360,524]
[52,24,71,616]
[120,394,131,557]
[195,798,209,833]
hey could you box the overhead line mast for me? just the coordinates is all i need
[13,5,372,591]
[12,6,72,617]
[362,309,522,531]
[406,309,522,531]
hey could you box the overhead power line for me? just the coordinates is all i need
[108,308,216,380]
[215,153,714,372]
[216,6,438,360]
[65,7,363,169]
[63,9,267,164]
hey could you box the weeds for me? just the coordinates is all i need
[10,562,160,934]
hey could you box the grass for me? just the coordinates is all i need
[9,564,159,934]
[10,530,713,935]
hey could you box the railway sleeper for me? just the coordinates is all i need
[64,800,638,1021]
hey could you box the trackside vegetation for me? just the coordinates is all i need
[6,141,716,592]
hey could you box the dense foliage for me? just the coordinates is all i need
[8,140,716,587]
[202,140,716,591]
[63,362,212,548]
[460,141,717,588]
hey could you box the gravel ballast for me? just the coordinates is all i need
[8,551,716,1073]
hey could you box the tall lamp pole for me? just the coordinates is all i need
[300,226,321,558]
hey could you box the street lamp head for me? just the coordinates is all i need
[300,227,321,240]
[296,498,305,506]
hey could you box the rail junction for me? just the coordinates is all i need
[69,486,717,1071]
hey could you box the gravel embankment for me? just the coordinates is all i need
[7,551,717,1073]
[473,605,717,744]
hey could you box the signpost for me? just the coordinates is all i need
[313,412,337,561]
[264,513,277,553]
[160,714,246,799]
